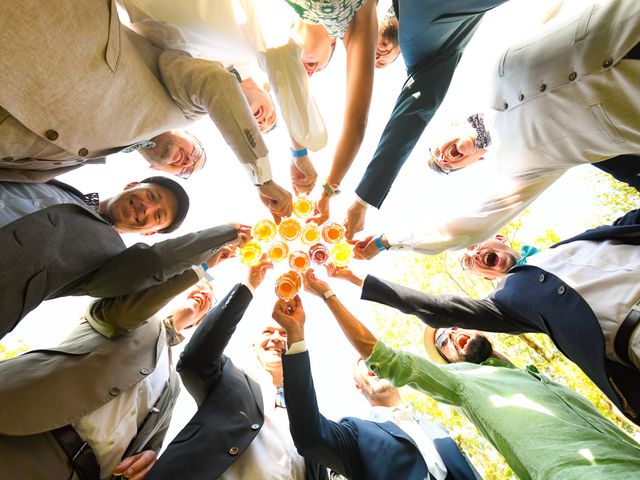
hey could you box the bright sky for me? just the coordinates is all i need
[1,0,618,450]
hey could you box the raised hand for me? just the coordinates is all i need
[112,450,157,480]
[307,193,330,225]
[301,268,331,297]
[247,254,274,290]
[258,181,293,224]
[291,154,317,195]
[344,200,367,240]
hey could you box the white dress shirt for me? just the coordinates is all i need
[122,0,327,151]
[220,364,305,480]
[73,342,171,479]
[526,239,640,368]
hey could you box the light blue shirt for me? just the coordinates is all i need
[0,182,100,228]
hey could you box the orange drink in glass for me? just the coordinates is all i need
[253,219,277,242]
[279,218,301,241]
[300,224,320,245]
[293,196,315,218]
[289,250,311,272]
[322,222,344,244]
[331,242,353,267]
[275,271,301,300]
[268,241,289,262]
[309,243,329,265]
[239,241,262,266]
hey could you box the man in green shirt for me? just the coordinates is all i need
[291,269,640,480]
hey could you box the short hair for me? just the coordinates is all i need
[141,176,189,233]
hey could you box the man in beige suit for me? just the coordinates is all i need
[0,0,292,219]
[0,278,217,480]
[353,0,640,258]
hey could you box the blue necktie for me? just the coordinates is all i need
[515,245,541,266]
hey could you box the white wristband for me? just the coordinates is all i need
[323,289,336,300]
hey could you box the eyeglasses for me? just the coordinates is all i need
[435,330,449,349]
[178,134,207,179]
[428,147,451,174]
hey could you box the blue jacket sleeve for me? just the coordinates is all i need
[355,53,462,208]
[283,350,365,479]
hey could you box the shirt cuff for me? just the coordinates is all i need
[246,156,273,185]
[242,282,256,296]
[355,195,372,208]
[191,265,206,280]
[286,340,307,355]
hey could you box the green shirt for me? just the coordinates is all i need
[366,342,640,480]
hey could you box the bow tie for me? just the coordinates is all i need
[121,140,156,153]
[82,192,100,209]
[515,245,541,266]
[467,113,492,149]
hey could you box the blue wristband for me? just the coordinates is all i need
[291,148,308,158]
[374,236,387,252]
[200,262,209,272]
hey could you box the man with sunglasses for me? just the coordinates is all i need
[298,270,640,479]
[326,207,640,427]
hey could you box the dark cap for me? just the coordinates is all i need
[141,176,189,233]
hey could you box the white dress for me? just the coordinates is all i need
[122,0,327,151]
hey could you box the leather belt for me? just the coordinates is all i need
[614,302,640,366]
[51,425,100,480]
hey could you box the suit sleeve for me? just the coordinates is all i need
[283,351,365,479]
[85,270,198,338]
[159,50,272,184]
[361,275,524,333]
[355,53,461,208]
[176,284,253,406]
[85,224,238,298]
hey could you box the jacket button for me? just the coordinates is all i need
[140,368,150,375]
[538,274,545,283]
[2,156,13,162]
[503,102,509,110]
[568,71,577,81]
[557,285,566,295]
[229,447,239,456]
[602,57,613,68]
[251,424,260,431]
[78,148,89,157]
[519,94,524,101]
[539,83,547,92]
[109,387,121,396]
[45,129,59,141]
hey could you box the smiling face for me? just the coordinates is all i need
[171,281,215,331]
[375,16,400,68]
[102,182,178,235]
[295,22,336,76]
[434,327,493,364]
[461,235,520,280]
[255,320,288,375]
[141,130,206,178]
[428,134,486,174]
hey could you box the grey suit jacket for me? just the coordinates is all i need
[0,317,180,479]
[0,0,267,182]
[0,183,238,338]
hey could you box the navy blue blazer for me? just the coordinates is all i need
[283,350,479,480]
[355,0,507,208]
[361,209,640,425]
[148,285,326,480]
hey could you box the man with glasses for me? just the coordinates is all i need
[1,0,293,221]
[324,207,640,426]
[139,130,207,179]
[298,270,640,479]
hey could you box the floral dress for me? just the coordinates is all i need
[284,0,368,38]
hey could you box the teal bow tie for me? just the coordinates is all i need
[515,245,541,266]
